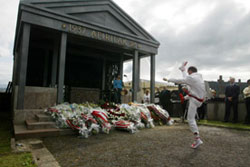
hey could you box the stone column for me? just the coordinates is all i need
[17,23,31,109]
[132,50,139,102]
[51,39,59,87]
[12,52,18,86]
[101,59,106,99]
[102,59,106,91]
[57,32,67,104]
[150,54,155,103]
[43,50,50,87]
[138,55,141,91]
[119,55,124,79]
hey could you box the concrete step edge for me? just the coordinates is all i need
[35,113,53,122]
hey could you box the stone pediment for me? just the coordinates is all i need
[69,11,135,35]
[20,0,159,43]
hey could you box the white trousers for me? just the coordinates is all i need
[187,97,202,134]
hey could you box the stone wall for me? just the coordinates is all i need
[207,101,247,122]
[14,109,44,125]
[23,87,57,109]
[70,87,100,103]
[12,86,57,124]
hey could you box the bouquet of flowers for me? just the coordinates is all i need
[137,104,155,128]
[147,104,173,125]
[119,104,145,129]
[46,103,101,138]
[113,120,137,134]
[91,110,112,134]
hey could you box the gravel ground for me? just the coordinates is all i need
[43,123,250,167]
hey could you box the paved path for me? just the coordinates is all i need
[43,124,250,167]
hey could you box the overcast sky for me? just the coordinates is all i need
[0,0,250,86]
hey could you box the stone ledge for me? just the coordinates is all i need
[14,124,76,140]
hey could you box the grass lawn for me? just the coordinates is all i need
[0,153,36,167]
[0,112,37,167]
[198,120,250,130]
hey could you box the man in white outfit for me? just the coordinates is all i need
[163,62,206,149]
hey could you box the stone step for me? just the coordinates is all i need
[35,113,53,122]
[26,119,57,130]
[14,125,76,140]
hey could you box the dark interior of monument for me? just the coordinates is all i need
[26,26,128,101]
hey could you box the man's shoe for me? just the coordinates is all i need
[191,138,203,149]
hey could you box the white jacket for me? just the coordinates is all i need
[243,86,250,98]
[168,72,206,100]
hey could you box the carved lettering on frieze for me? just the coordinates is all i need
[69,24,86,35]
[63,23,141,49]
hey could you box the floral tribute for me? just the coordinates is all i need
[45,102,173,138]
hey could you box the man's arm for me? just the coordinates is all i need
[164,61,188,84]
[181,70,187,78]
[168,75,192,85]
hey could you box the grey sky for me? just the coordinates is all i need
[116,0,250,82]
[0,0,250,86]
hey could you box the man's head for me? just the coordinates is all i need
[187,66,197,75]
[247,79,250,85]
[116,75,121,79]
[229,77,235,84]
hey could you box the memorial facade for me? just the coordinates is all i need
[12,0,160,123]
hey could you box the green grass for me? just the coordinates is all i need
[0,113,37,167]
[0,117,12,155]
[0,153,36,167]
[198,120,250,130]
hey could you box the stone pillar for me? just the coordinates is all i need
[12,52,18,86]
[119,55,124,79]
[57,33,67,104]
[11,52,18,113]
[43,50,50,87]
[132,50,139,102]
[138,55,141,91]
[17,23,31,109]
[102,59,106,91]
[150,54,155,103]
[51,39,59,87]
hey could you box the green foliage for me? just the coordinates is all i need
[0,153,37,167]
[0,113,36,167]
[0,122,11,154]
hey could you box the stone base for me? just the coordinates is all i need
[23,86,57,109]
[70,87,100,103]
[207,101,246,122]
[14,109,44,125]
[14,124,76,140]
